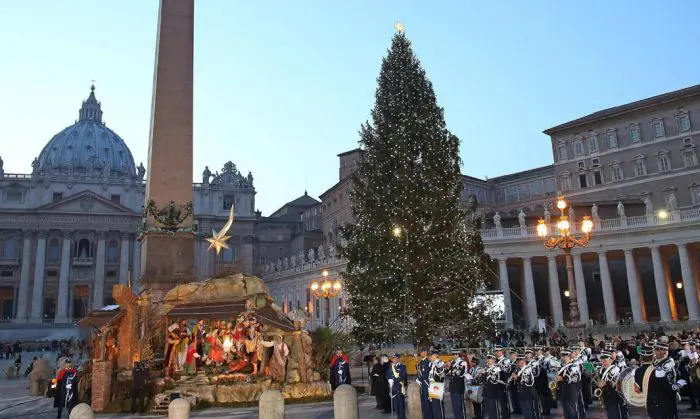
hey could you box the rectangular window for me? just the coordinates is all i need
[684,150,698,167]
[630,127,641,143]
[110,194,121,204]
[683,137,693,146]
[557,144,567,161]
[588,136,598,153]
[607,131,618,149]
[577,161,585,170]
[223,195,235,210]
[611,166,623,181]
[52,192,63,202]
[658,155,671,172]
[578,173,588,188]
[560,177,572,191]
[591,158,600,166]
[5,190,23,202]
[0,270,13,277]
[574,141,583,156]
[652,120,665,138]
[634,160,647,176]
[593,170,603,185]
[677,115,691,132]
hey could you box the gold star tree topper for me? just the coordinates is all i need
[395,22,405,33]
[207,205,234,254]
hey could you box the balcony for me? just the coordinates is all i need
[0,258,20,267]
[479,207,700,242]
[72,257,94,267]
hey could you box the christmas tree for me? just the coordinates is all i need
[339,28,498,345]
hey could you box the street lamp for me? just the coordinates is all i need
[310,269,342,327]
[537,195,594,327]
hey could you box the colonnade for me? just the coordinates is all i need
[496,242,700,329]
[12,229,141,323]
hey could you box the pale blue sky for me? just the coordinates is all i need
[1,1,699,214]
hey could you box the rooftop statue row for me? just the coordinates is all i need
[202,161,254,189]
[264,242,344,274]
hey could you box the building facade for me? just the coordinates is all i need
[0,86,257,324]
[262,84,700,331]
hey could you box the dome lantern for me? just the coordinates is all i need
[78,83,103,123]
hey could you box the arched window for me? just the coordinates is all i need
[106,240,119,264]
[1,236,17,260]
[47,239,60,263]
[75,238,91,259]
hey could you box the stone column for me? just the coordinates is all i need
[55,231,73,323]
[93,232,106,310]
[132,240,141,291]
[572,253,589,324]
[597,251,617,324]
[14,230,34,322]
[118,233,130,285]
[546,256,563,327]
[333,384,358,419]
[259,389,284,419]
[522,257,538,328]
[676,243,700,320]
[649,245,672,322]
[498,258,513,328]
[623,249,644,323]
[91,360,112,412]
[29,230,48,323]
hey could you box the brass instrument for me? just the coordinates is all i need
[549,380,558,390]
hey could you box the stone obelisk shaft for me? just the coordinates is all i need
[140,0,195,294]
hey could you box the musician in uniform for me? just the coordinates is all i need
[495,345,512,418]
[416,348,433,419]
[644,339,687,419]
[634,344,654,393]
[557,349,582,419]
[387,353,407,419]
[534,347,552,416]
[678,340,699,411]
[508,348,522,415]
[576,341,593,409]
[428,349,447,419]
[468,356,485,419]
[447,351,468,419]
[514,352,541,419]
[596,350,627,419]
[483,353,509,419]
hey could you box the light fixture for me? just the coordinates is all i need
[557,197,567,211]
[657,210,669,219]
[537,220,548,238]
[564,290,570,297]
[676,282,683,289]
[311,269,342,298]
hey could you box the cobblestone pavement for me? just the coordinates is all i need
[2,354,699,418]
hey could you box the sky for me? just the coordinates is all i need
[1,1,699,214]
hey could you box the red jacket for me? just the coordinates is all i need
[330,353,349,368]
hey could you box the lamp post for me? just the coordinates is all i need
[310,269,342,327]
[536,196,594,328]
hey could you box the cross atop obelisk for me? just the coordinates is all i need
[139,0,196,294]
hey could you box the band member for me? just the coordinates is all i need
[558,349,582,419]
[448,351,468,419]
[468,355,485,419]
[645,339,686,419]
[54,360,79,419]
[483,353,509,419]
[388,353,407,419]
[515,351,541,419]
[634,344,654,393]
[596,350,627,419]
[428,350,447,419]
[534,347,551,416]
[330,349,351,391]
[576,341,592,409]
[416,348,433,419]
[495,345,512,419]
[508,349,522,415]
[678,340,699,410]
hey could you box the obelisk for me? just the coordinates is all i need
[140,0,195,294]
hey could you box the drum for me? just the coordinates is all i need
[466,385,483,403]
[617,367,645,408]
[429,381,446,400]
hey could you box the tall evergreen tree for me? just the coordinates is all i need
[339,30,498,345]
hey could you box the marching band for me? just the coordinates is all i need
[370,336,698,419]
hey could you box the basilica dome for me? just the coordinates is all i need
[36,85,137,178]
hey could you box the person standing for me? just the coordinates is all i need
[508,349,521,415]
[468,355,485,419]
[483,353,509,419]
[370,357,384,409]
[416,348,433,419]
[447,351,468,419]
[387,353,408,419]
[428,350,447,419]
[54,360,79,419]
[131,361,148,413]
[645,339,686,419]
[514,352,540,419]
[330,349,351,391]
[495,345,512,419]
[557,349,582,419]
[595,350,626,419]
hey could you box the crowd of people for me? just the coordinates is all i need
[365,329,700,419]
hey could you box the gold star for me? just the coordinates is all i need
[395,22,405,33]
[206,205,235,255]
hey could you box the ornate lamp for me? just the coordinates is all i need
[310,270,342,298]
[537,196,594,327]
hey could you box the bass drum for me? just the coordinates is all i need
[617,367,645,408]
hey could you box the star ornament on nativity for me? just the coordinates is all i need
[207,205,234,254]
